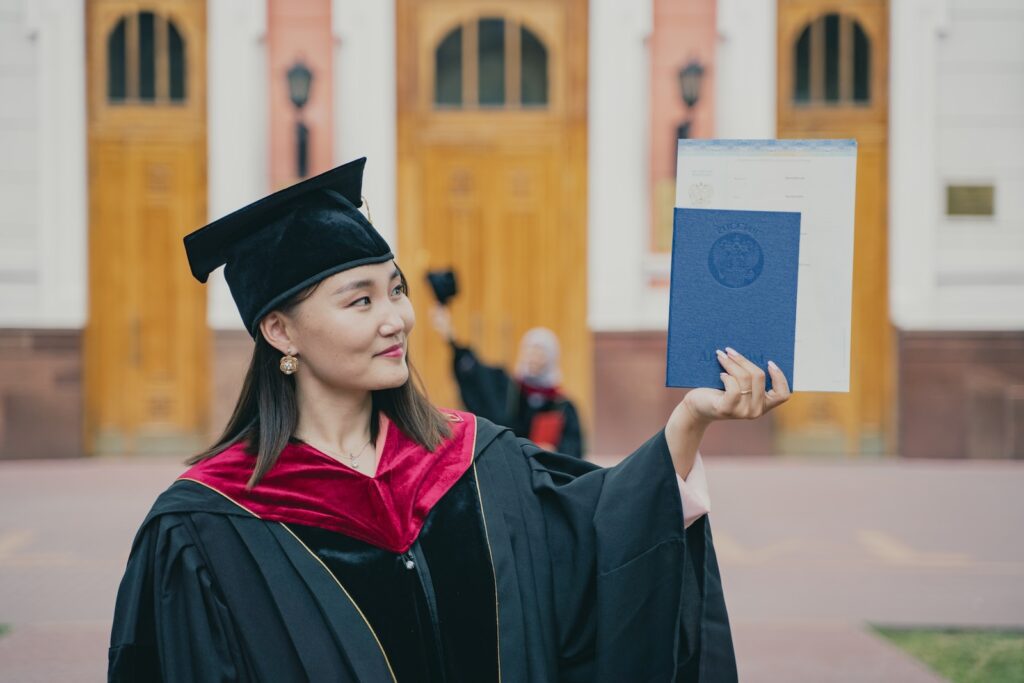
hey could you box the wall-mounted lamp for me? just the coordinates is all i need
[287,60,313,178]
[676,59,705,141]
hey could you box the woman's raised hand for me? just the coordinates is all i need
[430,305,454,341]
[665,347,791,480]
[682,347,792,425]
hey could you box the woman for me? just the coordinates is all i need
[108,158,790,682]
[431,307,584,457]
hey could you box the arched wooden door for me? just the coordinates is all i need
[776,0,892,454]
[397,1,591,423]
[85,0,208,455]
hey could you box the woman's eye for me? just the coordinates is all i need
[392,285,405,296]
[349,296,371,307]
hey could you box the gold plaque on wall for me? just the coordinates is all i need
[947,185,995,217]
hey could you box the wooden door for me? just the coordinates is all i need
[776,0,892,454]
[85,0,208,455]
[397,1,591,423]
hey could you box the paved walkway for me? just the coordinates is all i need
[1,454,1022,681]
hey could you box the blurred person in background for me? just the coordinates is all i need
[431,305,584,458]
[108,157,790,682]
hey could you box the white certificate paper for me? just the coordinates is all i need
[675,139,858,392]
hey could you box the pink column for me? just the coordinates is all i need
[649,0,717,255]
[268,0,335,189]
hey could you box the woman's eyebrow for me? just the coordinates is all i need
[333,279,374,296]
[333,269,400,296]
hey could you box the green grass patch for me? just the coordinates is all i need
[874,627,1024,683]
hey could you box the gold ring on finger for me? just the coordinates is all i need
[739,389,752,395]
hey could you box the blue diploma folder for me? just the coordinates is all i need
[666,208,801,391]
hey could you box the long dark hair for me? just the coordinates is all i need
[187,273,451,488]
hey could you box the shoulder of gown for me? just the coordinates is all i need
[110,478,390,683]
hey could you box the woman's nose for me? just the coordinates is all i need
[378,303,406,336]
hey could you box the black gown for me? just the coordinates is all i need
[108,417,736,682]
[450,342,584,458]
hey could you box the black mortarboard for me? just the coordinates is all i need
[426,269,458,305]
[184,158,394,337]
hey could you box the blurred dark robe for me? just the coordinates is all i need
[109,414,736,682]
[450,341,584,458]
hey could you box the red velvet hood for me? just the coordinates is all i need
[180,410,477,553]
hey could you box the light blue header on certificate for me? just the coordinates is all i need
[678,138,857,156]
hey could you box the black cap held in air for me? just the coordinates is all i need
[426,269,458,306]
[183,157,394,338]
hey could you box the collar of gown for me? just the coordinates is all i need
[179,410,477,553]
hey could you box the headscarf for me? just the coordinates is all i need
[514,327,562,390]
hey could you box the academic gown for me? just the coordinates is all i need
[108,411,736,682]
[450,342,584,458]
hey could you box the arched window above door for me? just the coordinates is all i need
[107,11,188,104]
[434,17,549,109]
[793,12,870,105]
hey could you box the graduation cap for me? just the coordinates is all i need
[426,269,458,305]
[184,158,394,337]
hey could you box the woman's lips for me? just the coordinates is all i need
[377,344,404,358]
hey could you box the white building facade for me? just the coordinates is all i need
[0,0,1020,458]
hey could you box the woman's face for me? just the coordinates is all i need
[269,261,415,393]
[520,341,550,378]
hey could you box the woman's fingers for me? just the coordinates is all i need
[715,349,750,385]
[725,347,765,393]
[765,359,792,411]
[707,346,793,421]
[718,371,742,414]
[718,347,767,417]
